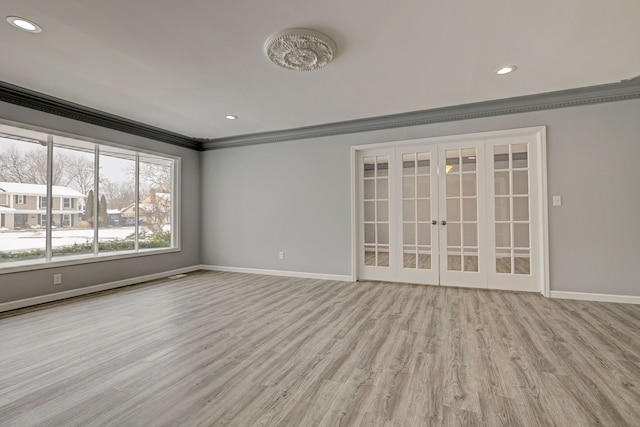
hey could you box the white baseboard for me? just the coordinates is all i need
[199,265,353,282]
[550,291,640,305]
[0,265,201,314]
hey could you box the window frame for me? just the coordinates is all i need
[63,198,71,209]
[0,121,181,275]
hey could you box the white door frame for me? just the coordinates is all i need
[351,126,550,295]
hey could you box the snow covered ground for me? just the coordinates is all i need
[0,227,136,252]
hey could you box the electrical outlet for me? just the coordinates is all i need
[53,273,62,285]
[279,251,284,260]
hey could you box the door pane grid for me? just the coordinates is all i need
[363,156,390,267]
[402,152,432,270]
[445,149,478,272]
[494,144,531,275]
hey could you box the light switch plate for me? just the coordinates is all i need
[552,195,562,207]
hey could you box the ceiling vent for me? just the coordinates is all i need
[264,29,336,71]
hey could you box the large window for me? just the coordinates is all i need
[0,122,179,269]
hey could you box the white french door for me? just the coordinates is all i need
[356,128,546,292]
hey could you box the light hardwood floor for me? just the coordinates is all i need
[1,270,639,426]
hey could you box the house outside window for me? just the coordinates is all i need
[40,214,48,227]
[62,214,71,227]
[16,195,25,204]
[63,198,72,209]
[39,196,48,209]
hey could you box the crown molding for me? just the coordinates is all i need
[201,76,640,150]
[0,81,200,151]
[2,76,639,152]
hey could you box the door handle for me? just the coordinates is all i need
[431,220,437,225]
[441,220,447,225]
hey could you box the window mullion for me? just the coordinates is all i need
[93,145,100,256]
[134,153,140,252]
[45,135,53,260]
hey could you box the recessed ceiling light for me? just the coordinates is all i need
[496,65,517,75]
[225,115,238,120]
[6,16,42,33]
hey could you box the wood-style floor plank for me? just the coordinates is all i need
[1,270,639,426]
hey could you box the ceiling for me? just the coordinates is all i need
[1,0,639,141]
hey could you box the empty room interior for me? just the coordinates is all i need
[1,1,639,425]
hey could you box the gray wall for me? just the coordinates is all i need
[0,101,201,304]
[201,99,640,296]
[200,136,352,276]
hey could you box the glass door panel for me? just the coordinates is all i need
[493,144,530,275]
[363,156,390,267]
[439,142,486,287]
[358,151,396,281]
[396,148,438,285]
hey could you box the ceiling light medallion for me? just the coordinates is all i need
[265,29,336,71]
[496,65,517,75]
[6,16,42,33]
